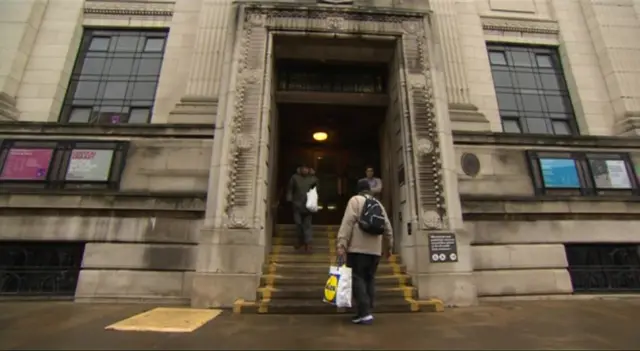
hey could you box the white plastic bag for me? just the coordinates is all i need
[306,187,319,213]
[336,265,352,308]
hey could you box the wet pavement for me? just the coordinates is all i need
[1,299,640,350]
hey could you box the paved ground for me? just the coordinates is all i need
[1,299,640,350]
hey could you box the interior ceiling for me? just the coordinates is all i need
[278,103,386,147]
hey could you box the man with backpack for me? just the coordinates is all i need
[336,179,393,325]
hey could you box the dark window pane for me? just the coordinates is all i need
[502,119,521,133]
[137,59,162,76]
[103,82,128,100]
[491,71,512,87]
[89,37,110,51]
[510,51,533,67]
[496,93,518,110]
[132,82,158,100]
[81,58,106,75]
[68,108,92,123]
[129,108,150,123]
[108,58,134,76]
[552,120,571,135]
[74,81,100,99]
[114,36,140,52]
[526,118,549,134]
[545,95,572,113]
[489,51,507,65]
[521,94,543,111]
[536,54,553,68]
[144,38,165,52]
[540,74,563,90]
[514,72,537,89]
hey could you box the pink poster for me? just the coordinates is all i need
[0,148,54,180]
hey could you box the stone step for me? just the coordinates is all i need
[234,297,443,314]
[273,245,332,254]
[263,262,406,275]
[260,273,410,287]
[257,285,416,300]
[267,253,402,264]
[274,237,335,247]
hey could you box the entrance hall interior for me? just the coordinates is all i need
[270,35,402,229]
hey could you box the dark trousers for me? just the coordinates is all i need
[292,210,312,246]
[346,252,380,317]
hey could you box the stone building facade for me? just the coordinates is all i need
[1,0,640,308]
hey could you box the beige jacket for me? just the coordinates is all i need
[336,194,393,256]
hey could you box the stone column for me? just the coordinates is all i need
[430,0,489,131]
[401,16,477,307]
[168,0,233,124]
[191,6,271,308]
[580,0,640,136]
[0,0,47,121]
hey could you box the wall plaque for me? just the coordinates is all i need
[428,232,458,263]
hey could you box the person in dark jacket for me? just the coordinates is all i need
[286,164,318,253]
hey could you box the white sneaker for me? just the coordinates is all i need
[352,314,374,324]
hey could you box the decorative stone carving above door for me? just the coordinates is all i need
[219,3,448,230]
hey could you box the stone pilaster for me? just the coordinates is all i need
[430,0,489,132]
[580,0,640,136]
[168,0,233,124]
[401,15,477,307]
[191,5,270,308]
[0,0,47,121]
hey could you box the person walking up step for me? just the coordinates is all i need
[336,179,393,325]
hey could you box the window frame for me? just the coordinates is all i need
[487,43,580,136]
[59,28,169,125]
[0,139,130,190]
[526,150,640,196]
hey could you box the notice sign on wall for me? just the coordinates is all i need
[428,232,458,263]
[589,159,632,189]
[65,149,114,181]
[0,148,53,181]
[539,158,580,188]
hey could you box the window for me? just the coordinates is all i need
[60,29,168,124]
[0,139,129,190]
[526,151,639,196]
[487,44,578,135]
[565,244,640,293]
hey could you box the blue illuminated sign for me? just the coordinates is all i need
[539,158,580,188]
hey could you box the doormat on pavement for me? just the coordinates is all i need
[105,307,222,333]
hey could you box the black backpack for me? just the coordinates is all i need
[357,195,386,235]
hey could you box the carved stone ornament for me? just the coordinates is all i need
[481,16,559,35]
[248,13,266,27]
[402,21,421,34]
[234,134,255,151]
[423,210,444,230]
[226,209,250,229]
[409,75,426,90]
[326,16,346,31]
[415,138,434,156]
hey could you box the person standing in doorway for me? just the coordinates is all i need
[360,166,382,200]
[336,179,393,325]
[286,164,318,253]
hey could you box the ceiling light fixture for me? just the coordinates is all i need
[313,132,328,142]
